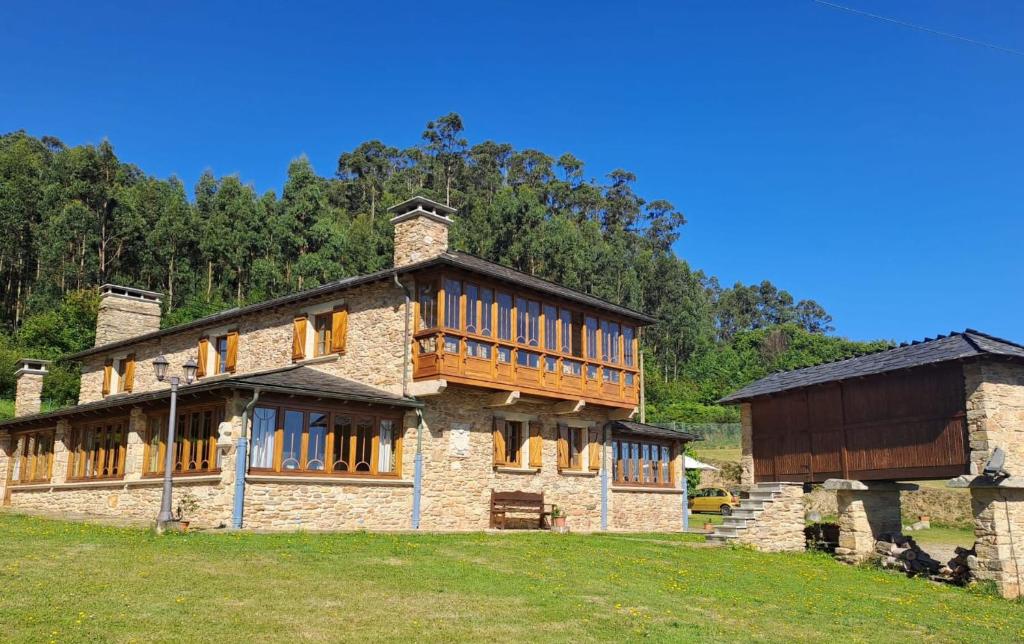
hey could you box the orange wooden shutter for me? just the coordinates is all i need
[225,330,239,373]
[331,306,348,353]
[122,354,136,393]
[492,417,506,466]
[588,428,601,471]
[196,337,209,378]
[556,423,569,469]
[101,359,113,396]
[528,421,543,468]
[292,316,307,361]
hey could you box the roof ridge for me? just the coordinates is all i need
[964,328,1024,351]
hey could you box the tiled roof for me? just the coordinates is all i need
[718,329,1024,404]
[0,365,420,431]
[612,420,701,442]
[66,251,654,362]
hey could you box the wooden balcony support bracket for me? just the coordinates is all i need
[408,379,447,397]
[551,399,586,415]
[608,406,638,421]
[486,390,521,408]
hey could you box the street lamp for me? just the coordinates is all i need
[154,355,198,530]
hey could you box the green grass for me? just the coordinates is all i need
[1,514,1021,642]
[693,446,741,463]
[0,398,13,420]
[911,524,976,549]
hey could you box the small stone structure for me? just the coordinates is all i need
[733,482,805,552]
[389,196,454,267]
[825,479,918,564]
[95,284,162,347]
[14,359,50,418]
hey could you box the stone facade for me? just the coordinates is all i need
[735,483,805,552]
[964,360,1024,476]
[14,371,44,417]
[95,288,162,347]
[826,480,916,564]
[967,485,1024,599]
[739,402,754,489]
[391,212,451,267]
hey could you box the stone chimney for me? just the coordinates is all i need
[388,196,456,268]
[14,359,50,417]
[95,284,162,347]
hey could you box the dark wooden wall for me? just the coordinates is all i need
[751,362,969,483]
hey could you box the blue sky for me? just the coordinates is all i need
[2,1,1022,343]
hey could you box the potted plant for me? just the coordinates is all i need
[551,505,567,530]
[175,492,200,532]
[703,521,715,534]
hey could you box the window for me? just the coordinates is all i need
[516,297,540,346]
[444,336,460,354]
[559,309,572,354]
[444,278,461,329]
[517,350,539,369]
[467,339,492,359]
[623,326,635,367]
[544,356,557,373]
[497,346,512,363]
[497,292,513,340]
[606,322,620,364]
[493,419,523,467]
[249,405,401,476]
[587,365,598,380]
[544,304,558,351]
[603,369,621,384]
[117,354,135,393]
[68,420,127,480]
[145,405,225,475]
[418,282,437,330]
[465,283,479,333]
[313,315,332,357]
[585,316,598,359]
[479,288,493,336]
[562,359,582,376]
[8,429,54,484]
[611,438,673,487]
[625,373,635,386]
[568,427,584,470]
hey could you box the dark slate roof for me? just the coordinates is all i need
[66,251,653,362]
[719,329,1024,404]
[612,420,701,442]
[0,365,420,431]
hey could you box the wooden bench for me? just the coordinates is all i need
[489,490,550,530]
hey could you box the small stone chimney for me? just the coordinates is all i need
[95,284,162,347]
[388,196,456,268]
[14,359,50,417]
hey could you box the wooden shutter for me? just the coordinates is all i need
[101,359,113,396]
[196,337,209,378]
[292,316,308,361]
[588,428,601,471]
[225,330,239,373]
[528,421,543,468]
[122,354,136,393]
[556,423,569,469]
[492,417,506,466]
[331,306,348,353]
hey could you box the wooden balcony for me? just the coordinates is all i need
[412,330,640,409]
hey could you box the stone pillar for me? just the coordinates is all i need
[0,433,12,506]
[739,402,755,490]
[963,360,1024,476]
[824,479,918,564]
[124,408,148,481]
[95,284,162,347]
[50,420,71,485]
[735,482,806,552]
[947,476,1024,599]
[388,196,455,268]
[14,359,50,417]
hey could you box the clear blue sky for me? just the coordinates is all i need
[3,1,1022,343]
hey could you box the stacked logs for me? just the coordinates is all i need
[938,546,976,586]
[875,534,942,577]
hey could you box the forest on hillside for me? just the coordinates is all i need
[0,115,892,418]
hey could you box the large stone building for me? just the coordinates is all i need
[0,196,695,532]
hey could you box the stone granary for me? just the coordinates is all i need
[0,196,696,533]
[719,331,1024,599]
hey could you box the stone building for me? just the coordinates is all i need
[0,196,695,533]
[719,331,1024,598]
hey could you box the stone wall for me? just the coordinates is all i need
[392,215,450,267]
[968,485,1024,599]
[79,280,407,404]
[964,360,1024,476]
[827,480,913,564]
[14,373,43,417]
[95,293,162,347]
[735,483,805,552]
[739,402,754,489]
[243,481,414,530]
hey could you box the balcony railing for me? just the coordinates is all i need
[412,329,639,407]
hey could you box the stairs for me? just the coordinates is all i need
[705,482,787,546]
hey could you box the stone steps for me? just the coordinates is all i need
[706,482,788,544]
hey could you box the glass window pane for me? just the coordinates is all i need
[307,413,327,471]
[544,304,557,350]
[332,415,352,472]
[444,278,461,329]
[251,407,277,468]
[355,417,374,472]
[480,288,493,336]
[418,283,437,329]
[497,293,513,340]
[623,326,635,367]
[378,419,396,473]
[465,283,479,333]
[282,410,303,470]
[586,317,598,359]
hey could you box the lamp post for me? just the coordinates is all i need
[154,354,198,530]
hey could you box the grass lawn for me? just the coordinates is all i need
[1,514,1022,642]
[694,446,741,463]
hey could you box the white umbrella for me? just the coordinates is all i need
[684,455,719,471]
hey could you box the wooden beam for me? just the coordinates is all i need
[551,399,585,415]
[486,390,521,408]
[608,406,637,421]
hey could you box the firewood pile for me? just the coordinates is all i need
[874,534,974,585]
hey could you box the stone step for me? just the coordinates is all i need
[739,499,770,511]
[705,534,736,545]
[753,482,786,493]
[748,490,777,502]
[711,524,739,537]
[723,516,757,528]
[732,507,763,519]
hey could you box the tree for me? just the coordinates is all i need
[421,113,467,206]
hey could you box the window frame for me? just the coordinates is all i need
[8,428,55,485]
[313,313,333,358]
[610,436,675,488]
[67,418,129,481]
[143,403,226,477]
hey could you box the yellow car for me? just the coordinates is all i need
[688,487,739,516]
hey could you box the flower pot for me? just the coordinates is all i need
[180,521,191,533]
[553,516,567,529]
[703,522,715,534]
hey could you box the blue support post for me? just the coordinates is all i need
[681,458,689,532]
[412,453,423,529]
[231,436,247,529]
